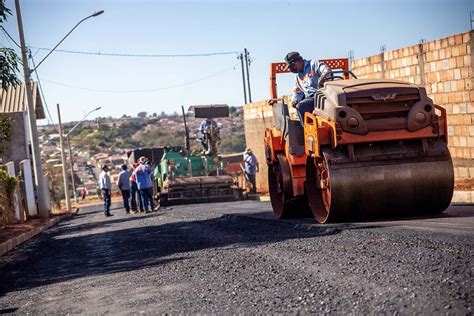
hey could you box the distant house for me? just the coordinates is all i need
[0,82,45,171]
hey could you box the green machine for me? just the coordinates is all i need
[157,104,242,205]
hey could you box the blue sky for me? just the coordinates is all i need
[2,0,472,123]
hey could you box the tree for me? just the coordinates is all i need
[0,2,19,163]
[0,1,20,89]
[137,111,147,118]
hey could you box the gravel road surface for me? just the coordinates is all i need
[0,201,472,314]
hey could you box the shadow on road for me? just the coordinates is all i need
[0,209,342,296]
[1,202,471,297]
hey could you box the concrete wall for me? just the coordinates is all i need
[244,30,473,192]
[243,101,273,193]
[1,112,29,173]
[351,30,473,180]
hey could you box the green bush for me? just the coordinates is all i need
[0,168,17,226]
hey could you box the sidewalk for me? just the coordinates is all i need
[0,208,80,257]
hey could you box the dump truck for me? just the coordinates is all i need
[157,104,243,205]
[265,58,454,223]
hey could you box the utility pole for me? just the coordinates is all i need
[57,104,71,211]
[380,45,386,79]
[348,50,354,71]
[471,10,474,30]
[15,0,49,217]
[244,48,252,103]
[238,53,247,104]
[66,135,77,205]
[418,39,426,86]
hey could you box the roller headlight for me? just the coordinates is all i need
[347,117,360,129]
[415,112,426,123]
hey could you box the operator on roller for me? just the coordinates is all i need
[284,52,332,126]
[198,117,217,151]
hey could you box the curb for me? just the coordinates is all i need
[0,207,79,257]
[246,194,270,202]
[452,191,474,203]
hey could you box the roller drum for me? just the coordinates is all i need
[307,139,454,222]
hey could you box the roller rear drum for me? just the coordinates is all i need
[306,139,454,223]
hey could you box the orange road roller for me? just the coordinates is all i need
[264,58,454,223]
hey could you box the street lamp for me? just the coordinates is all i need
[31,10,104,72]
[65,107,102,204]
[14,0,104,216]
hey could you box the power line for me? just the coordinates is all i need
[29,46,241,58]
[41,62,239,94]
[0,26,20,48]
[29,49,59,133]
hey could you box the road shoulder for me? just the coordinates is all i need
[0,208,79,257]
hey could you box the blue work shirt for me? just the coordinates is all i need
[292,59,331,103]
[244,153,258,175]
[134,163,153,190]
[117,170,131,190]
[199,119,217,131]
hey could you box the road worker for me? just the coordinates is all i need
[99,165,112,217]
[198,118,218,151]
[244,148,259,194]
[284,51,332,126]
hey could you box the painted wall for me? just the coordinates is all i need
[1,112,29,173]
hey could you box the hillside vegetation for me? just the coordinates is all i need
[41,106,246,155]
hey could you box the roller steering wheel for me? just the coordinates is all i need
[318,72,344,88]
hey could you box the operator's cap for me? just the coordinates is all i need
[284,51,303,70]
[138,156,148,164]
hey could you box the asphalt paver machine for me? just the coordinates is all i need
[265,58,454,223]
[158,104,242,205]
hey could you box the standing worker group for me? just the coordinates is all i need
[130,162,143,213]
[133,156,155,213]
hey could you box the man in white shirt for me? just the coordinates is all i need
[99,165,112,217]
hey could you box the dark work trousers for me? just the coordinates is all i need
[201,140,208,151]
[140,187,154,211]
[131,181,143,211]
[246,173,257,194]
[120,189,131,212]
[295,97,315,127]
[101,189,111,216]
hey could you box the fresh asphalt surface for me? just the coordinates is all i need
[0,200,472,314]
